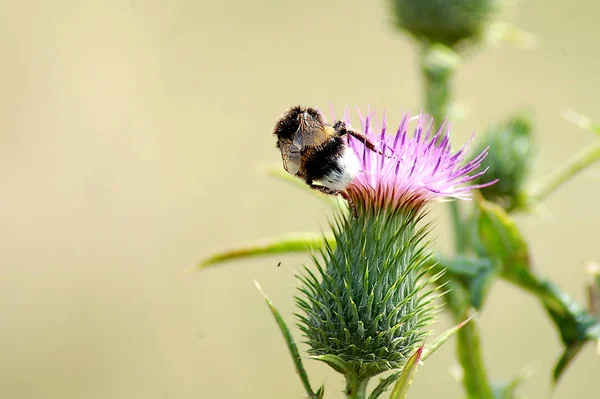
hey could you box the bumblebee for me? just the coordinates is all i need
[273,105,382,203]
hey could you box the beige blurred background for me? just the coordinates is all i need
[0,1,598,398]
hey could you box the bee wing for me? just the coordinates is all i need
[294,123,332,149]
[280,140,301,175]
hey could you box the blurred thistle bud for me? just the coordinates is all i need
[296,110,494,386]
[390,0,500,47]
[474,112,535,211]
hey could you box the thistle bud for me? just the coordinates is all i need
[296,110,494,384]
[390,0,500,47]
[474,113,535,211]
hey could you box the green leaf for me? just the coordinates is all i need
[310,354,356,378]
[263,167,344,206]
[553,342,584,385]
[482,226,600,381]
[314,385,325,399]
[198,232,335,269]
[475,197,531,275]
[491,369,531,399]
[434,254,497,310]
[541,280,600,384]
[254,281,318,399]
[421,314,477,362]
[435,254,493,278]
[369,372,402,399]
[388,346,424,399]
[563,109,600,136]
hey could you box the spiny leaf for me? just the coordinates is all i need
[432,254,497,310]
[470,267,498,310]
[254,281,316,398]
[552,342,584,386]
[314,385,325,399]
[370,371,402,399]
[543,283,600,384]
[421,314,477,362]
[389,346,424,399]
[475,197,531,273]
[435,254,493,278]
[198,232,335,269]
[310,354,356,378]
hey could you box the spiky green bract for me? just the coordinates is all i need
[474,113,535,211]
[390,0,500,47]
[296,193,441,380]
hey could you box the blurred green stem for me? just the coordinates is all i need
[346,376,369,399]
[420,44,466,253]
[421,43,494,399]
[422,54,450,131]
[445,280,495,399]
[449,201,467,253]
[533,141,600,201]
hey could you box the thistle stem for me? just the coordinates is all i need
[532,141,600,202]
[449,201,467,253]
[346,376,369,399]
[422,60,450,132]
[444,280,495,399]
[419,44,466,254]
[420,43,494,399]
[455,312,494,398]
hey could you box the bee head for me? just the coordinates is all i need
[273,106,302,143]
[273,106,325,141]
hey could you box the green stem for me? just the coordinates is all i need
[421,48,451,130]
[455,313,494,398]
[420,43,494,399]
[445,280,495,399]
[345,376,369,399]
[419,44,466,254]
[532,141,600,202]
[449,201,467,253]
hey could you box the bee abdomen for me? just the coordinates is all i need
[320,146,360,191]
[304,138,360,191]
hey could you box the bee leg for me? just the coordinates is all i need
[308,184,358,217]
[334,121,391,158]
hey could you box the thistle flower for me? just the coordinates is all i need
[296,109,495,393]
[345,110,497,211]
